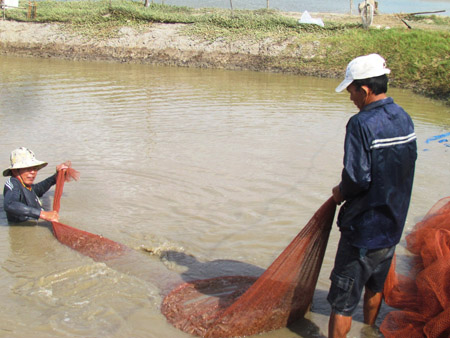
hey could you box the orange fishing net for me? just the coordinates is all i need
[381,197,450,338]
[52,168,337,336]
[51,166,128,261]
[161,197,336,337]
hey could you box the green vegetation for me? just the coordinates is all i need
[321,29,450,101]
[6,0,355,37]
[8,0,195,24]
[3,0,450,103]
[6,0,197,37]
[405,14,450,26]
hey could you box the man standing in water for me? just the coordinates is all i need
[3,147,70,223]
[328,54,417,337]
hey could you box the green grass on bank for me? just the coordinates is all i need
[321,29,450,101]
[7,0,356,35]
[405,14,450,26]
[3,0,450,104]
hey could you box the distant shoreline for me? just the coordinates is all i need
[0,11,449,104]
[0,14,419,76]
[0,19,346,76]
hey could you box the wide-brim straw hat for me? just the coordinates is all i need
[3,147,48,177]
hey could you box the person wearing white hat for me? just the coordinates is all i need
[3,147,70,223]
[328,54,417,337]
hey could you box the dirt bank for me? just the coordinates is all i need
[0,20,299,72]
[0,13,443,77]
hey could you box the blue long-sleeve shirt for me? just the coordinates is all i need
[3,174,57,223]
[337,97,417,249]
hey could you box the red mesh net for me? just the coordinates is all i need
[381,197,450,338]
[52,163,79,214]
[161,197,336,337]
[51,166,128,261]
[51,168,337,336]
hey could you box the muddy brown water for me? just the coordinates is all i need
[0,55,449,338]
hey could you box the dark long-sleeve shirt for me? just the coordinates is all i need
[3,174,57,223]
[337,97,417,249]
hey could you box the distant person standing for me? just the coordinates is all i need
[328,54,417,337]
[358,0,379,14]
[3,147,71,223]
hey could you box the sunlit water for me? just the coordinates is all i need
[160,0,450,15]
[0,55,449,337]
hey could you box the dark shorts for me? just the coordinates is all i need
[327,236,395,317]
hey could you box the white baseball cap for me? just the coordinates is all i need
[3,147,48,176]
[335,53,391,92]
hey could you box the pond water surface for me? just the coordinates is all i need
[0,55,449,337]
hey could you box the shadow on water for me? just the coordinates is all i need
[159,249,265,282]
[288,317,326,338]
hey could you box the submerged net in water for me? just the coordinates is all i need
[51,167,128,261]
[381,197,450,338]
[161,197,336,337]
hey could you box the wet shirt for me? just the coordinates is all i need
[338,97,417,249]
[3,174,57,223]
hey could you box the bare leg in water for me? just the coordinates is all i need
[328,312,351,338]
[328,287,383,337]
[363,287,383,325]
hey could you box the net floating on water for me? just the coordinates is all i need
[52,221,129,261]
[162,276,258,337]
[161,198,336,337]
